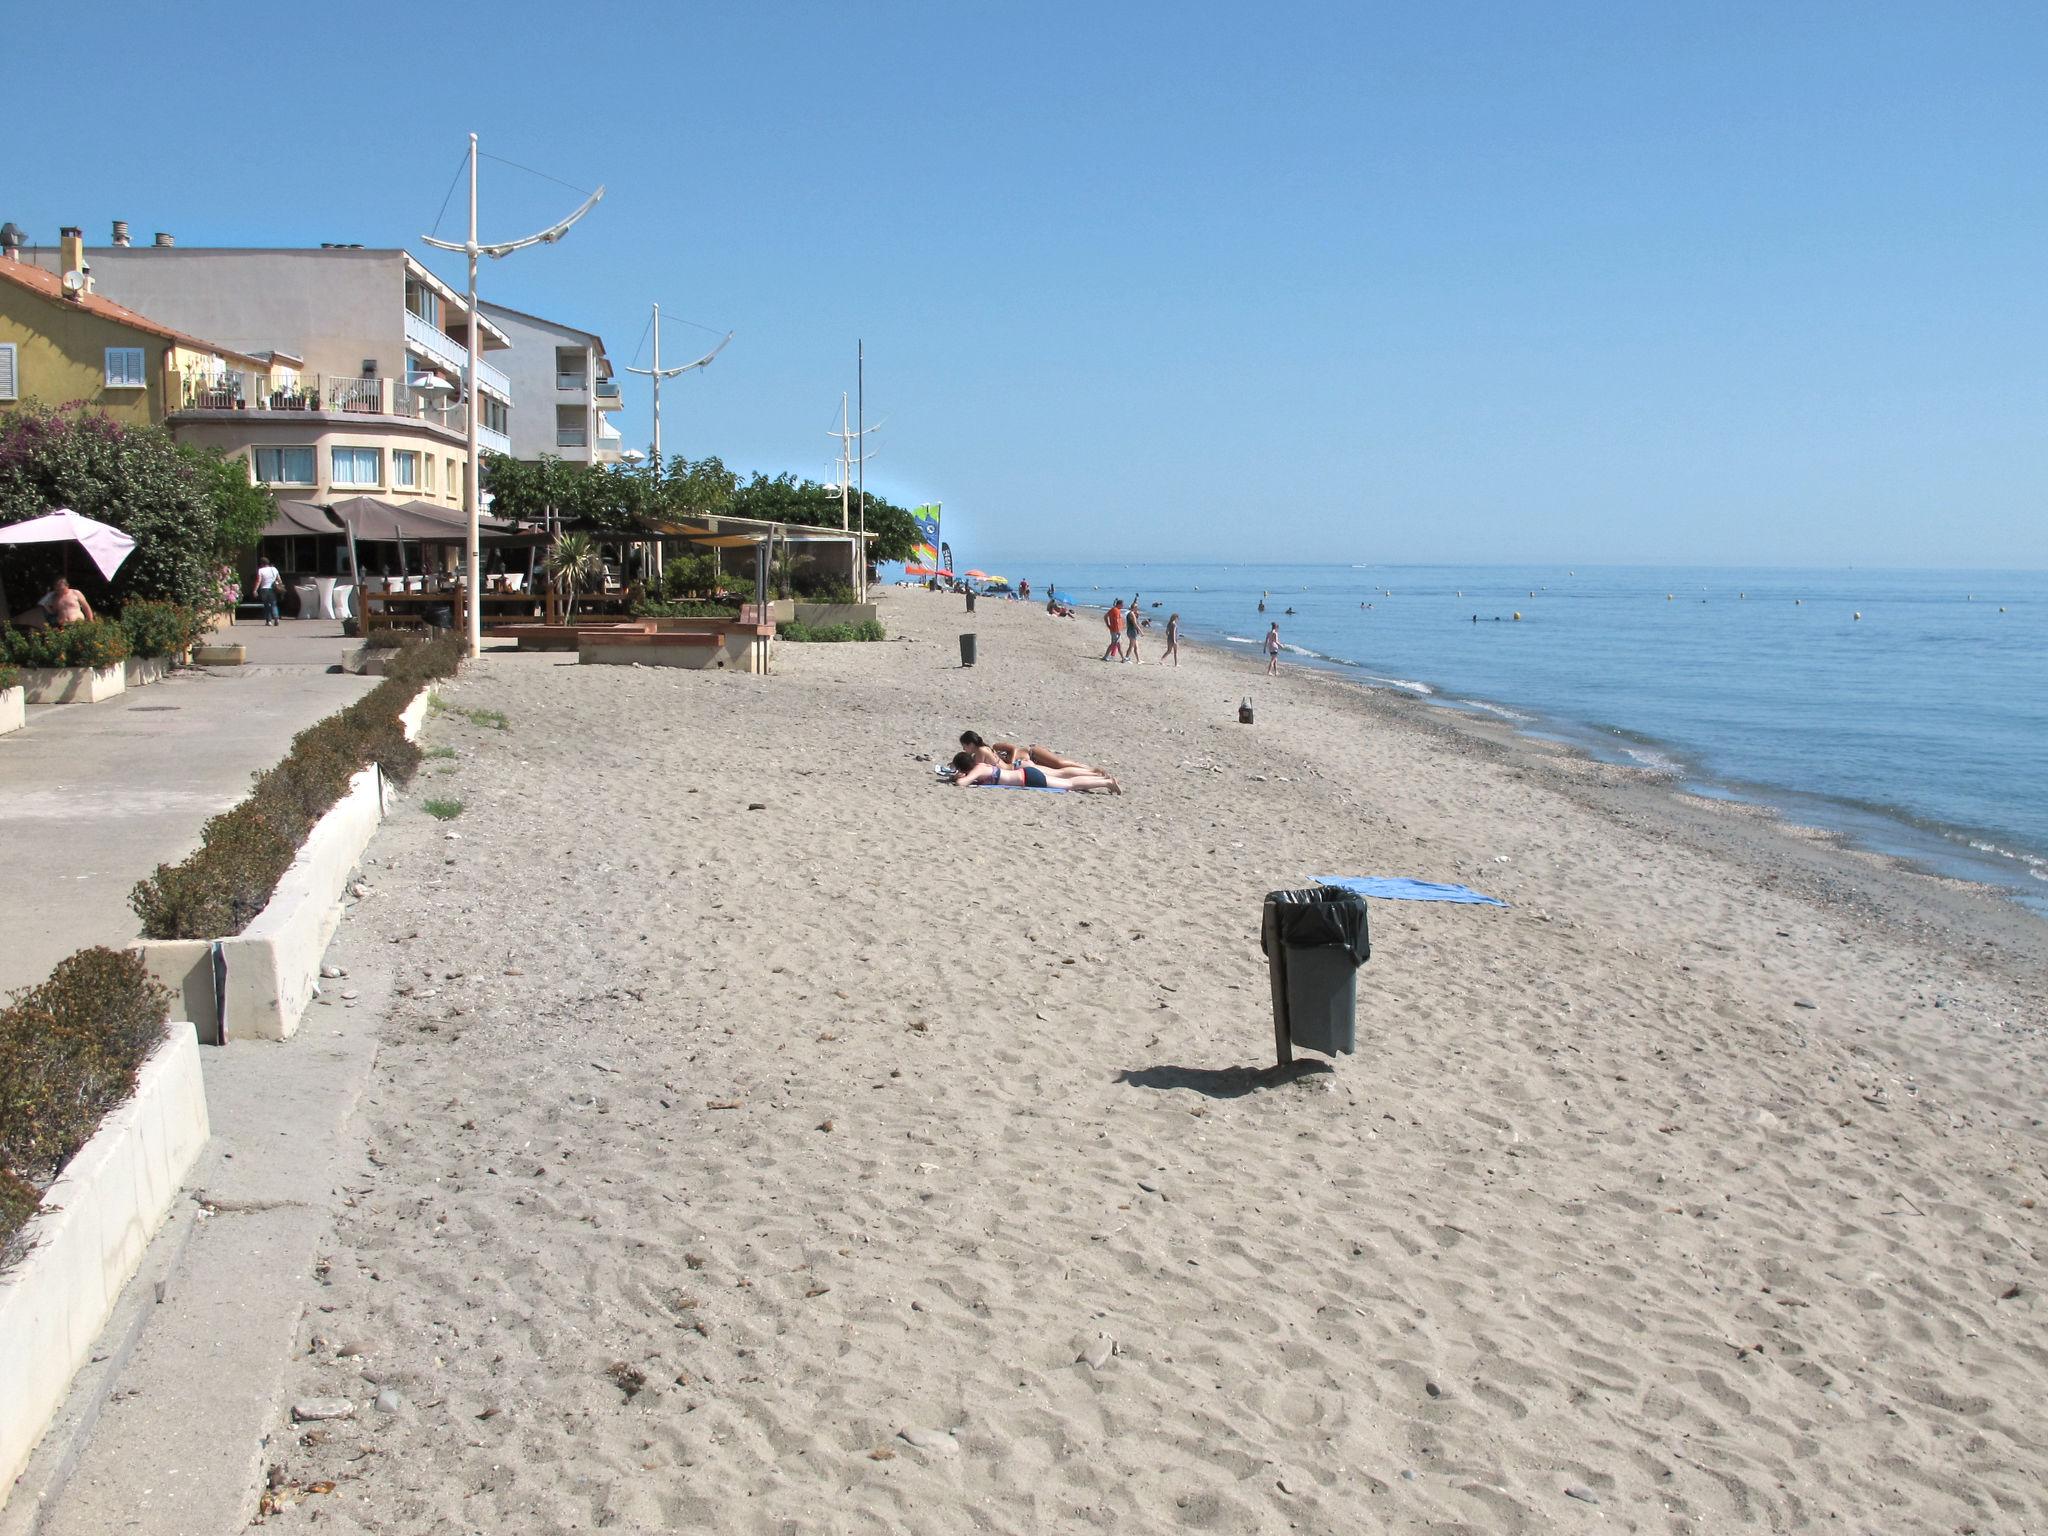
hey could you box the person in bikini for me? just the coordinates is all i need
[950,751,1120,793]
[957,731,1099,774]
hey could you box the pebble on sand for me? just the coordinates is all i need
[291,1398,355,1423]
[898,1427,960,1457]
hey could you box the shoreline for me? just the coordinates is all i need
[1049,586,2048,936]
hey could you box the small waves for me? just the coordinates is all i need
[1456,697,1532,722]
[1366,675,1434,696]
[1960,836,2048,880]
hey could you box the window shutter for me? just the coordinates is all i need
[0,343,16,400]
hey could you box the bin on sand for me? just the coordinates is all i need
[959,633,977,667]
[1260,886,1370,1064]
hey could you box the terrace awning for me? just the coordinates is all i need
[260,500,341,538]
[324,496,515,542]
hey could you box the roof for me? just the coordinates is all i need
[476,299,611,372]
[0,258,264,363]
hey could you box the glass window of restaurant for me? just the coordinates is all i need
[393,450,419,489]
[331,446,382,487]
[254,446,316,485]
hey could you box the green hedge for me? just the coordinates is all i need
[119,600,202,660]
[0,618,131,670]
[0,662,18,692]
[1,948,171,1257]
[632,599,742,619]
[130,634,463,940]
[779,619,885,643]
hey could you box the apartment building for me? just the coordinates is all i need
[478,301,624,464]
[22,223,515,509]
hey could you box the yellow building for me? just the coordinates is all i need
[0,228,262,426]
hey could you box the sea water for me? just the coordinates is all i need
[983,563,2048,916]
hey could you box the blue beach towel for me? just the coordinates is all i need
[1313,876,1507,908]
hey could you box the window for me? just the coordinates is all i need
[253,446,316,485]
[393,450,419,489]
[423,454,436,492]
[405,279,441,328]
[556,404,587,448]
[105,346,147,389]
[482,397,509,434]
[330,446,382,487]
[0,342,16,401]
[446,457,459,493]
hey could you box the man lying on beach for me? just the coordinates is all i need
[958,732,1104,775]
[949,751,1121,793]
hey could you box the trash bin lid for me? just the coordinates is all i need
[1261,886,1369,963]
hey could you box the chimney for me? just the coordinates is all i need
[60,226,84,276]
[153,231,175,248]
[0,223,23,264]
[111,220,131,247]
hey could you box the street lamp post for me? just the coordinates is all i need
[423,134,603,657]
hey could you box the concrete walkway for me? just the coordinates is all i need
[0,620,376,995]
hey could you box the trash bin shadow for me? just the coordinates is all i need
[1114,1060,1332,1099]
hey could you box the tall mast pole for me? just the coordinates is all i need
[857,340,866,600]
[649,301,662,470]
[464,133,481,658]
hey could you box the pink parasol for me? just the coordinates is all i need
[0,508,138,579]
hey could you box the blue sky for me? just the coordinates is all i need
[9,2,2044,568]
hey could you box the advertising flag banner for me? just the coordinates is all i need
[911,504,942,569]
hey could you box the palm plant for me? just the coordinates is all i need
[545,533,602,620]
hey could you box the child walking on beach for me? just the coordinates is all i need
[1163,613,1181,666]
[1264,622,1281,675]
[1102,600,1125,661]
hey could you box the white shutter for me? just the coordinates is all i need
[0,343,16,400]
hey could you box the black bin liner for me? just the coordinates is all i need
[1260,886,1369,1059]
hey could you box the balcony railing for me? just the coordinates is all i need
[556,426,589,448]
[168,371,470,434]
[594,379,622,409]
[556,371,588,391]
[478,423,512,456]
[404,310,512,399]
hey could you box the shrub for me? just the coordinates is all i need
[632,598,742,619]
[0,662,18,692]
[0,947,171,1256]
[778,619,885,643]
[793,578,860,604]
[129,635,458,940]
[120,599,200,659]
[660,549,723,599]
[422,798,464,820]
[1,618,131,670]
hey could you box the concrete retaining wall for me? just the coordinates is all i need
[0,1025,209,1495]
[0,685,22,736]
[20,665,125,706]
[793,602,879,629]
[132,687,433,1043]
[122,656,170,689]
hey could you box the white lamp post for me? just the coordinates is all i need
[423,134,603,657]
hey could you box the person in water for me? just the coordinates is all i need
[1162,612,1181,667]
[950,751,1120,793]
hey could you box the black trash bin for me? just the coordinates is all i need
[423,602,455,631]
[966,590,977,613]
[959,632,977,667]
[1260,886,1369,1064]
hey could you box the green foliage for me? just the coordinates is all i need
[658,548,736,599]
[129,635,462,940]
[632,599,742,619]
[0,947,171,1256]
[545,532,602,619]
[778,619,885,643]
[0,404,224,614]
[482,453,740,533]
[1,618,130,670]
[0,663,18,692]
[454,706,508,730]
[794,579,860,604]
[185,447,272,557]
[422,798,464,821]
[119,599,201,659]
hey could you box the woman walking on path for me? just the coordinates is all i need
[1162,613,1181,667]
[1124,599,1143,663]
[1264,622,1281,676]
[1102,600,1125,661]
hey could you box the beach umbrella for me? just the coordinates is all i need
[965,568,989,580]
[0,508,137,579]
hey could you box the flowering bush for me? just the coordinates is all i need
[120,600,203,659]
[1,618,130,670]
[208,565,240,617]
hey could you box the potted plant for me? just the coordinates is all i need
[545,532,601,621]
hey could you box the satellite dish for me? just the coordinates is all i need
[60,270,86,294]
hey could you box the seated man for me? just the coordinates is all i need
[44,577,94,627]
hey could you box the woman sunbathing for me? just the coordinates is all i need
[950,752,1120,793]
[958,731,1096,773]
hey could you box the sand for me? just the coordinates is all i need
[255,590,2046,1533]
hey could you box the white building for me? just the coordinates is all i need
[478,301,623,464]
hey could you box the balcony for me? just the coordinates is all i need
[168,370,469,438]
[478,424,512,456]
[404,310,511,400]
[556,426,589,448]
[594,379,622,411]
[556,371,589,394]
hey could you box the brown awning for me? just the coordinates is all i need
[260,500,342,538]
[325,496,514,542]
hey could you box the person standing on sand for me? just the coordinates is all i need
[1124,599,1142,663]
[1102,599,1125,661]
[1264,621,1281,676]
[1163,612,1181,666]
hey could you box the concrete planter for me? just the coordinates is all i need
[0,1025,209,1494]
[123,655,170,689]
[190,643,245,667]
[0,684,22,735]
[133,688,433,1043]
[20,664,126,706]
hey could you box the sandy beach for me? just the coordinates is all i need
[253,590,2046,1533]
